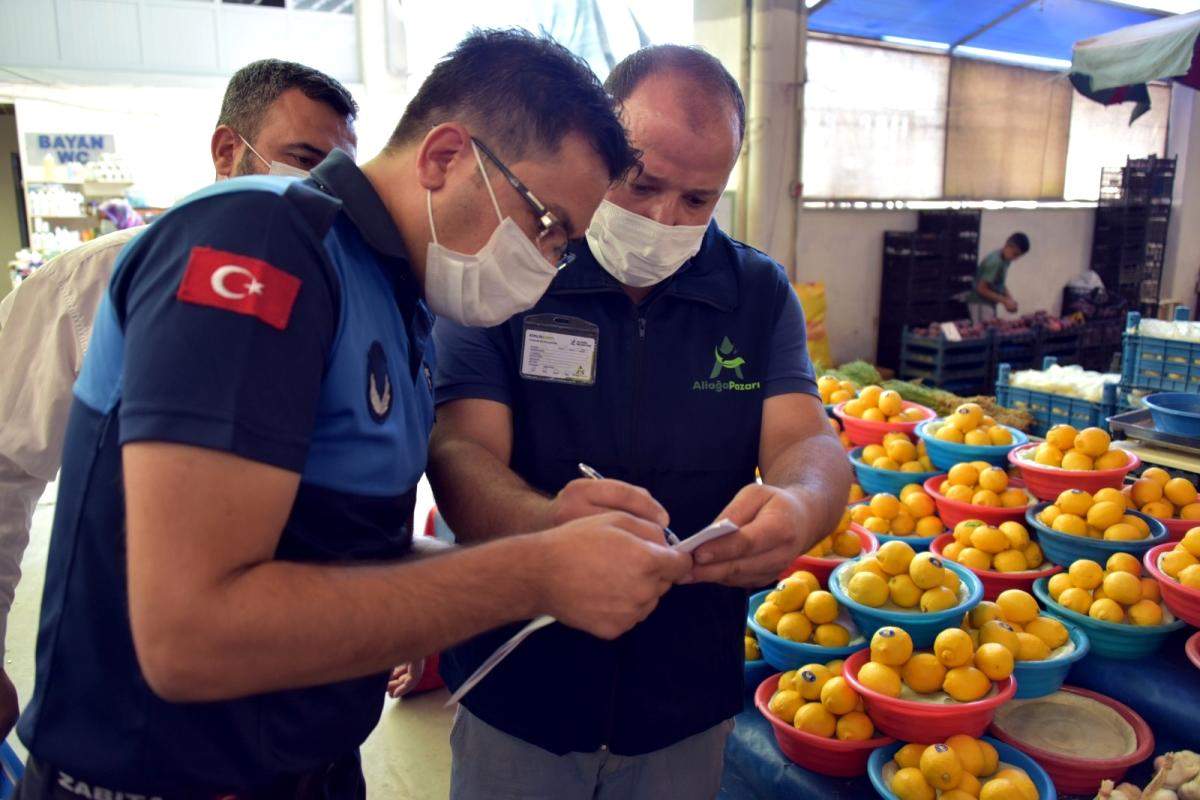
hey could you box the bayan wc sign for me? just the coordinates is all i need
[25,132,115,166]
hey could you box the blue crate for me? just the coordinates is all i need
[899,328,994,392]
[995,358,1119,437]
[1121,308,1200,393]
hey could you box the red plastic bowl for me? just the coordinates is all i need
[1007,443,1140,501]
[922,475,1034,529]
[988,686,1154,796]
[783,526,880,584]
[1155,516,1197,542]
[931,533,1062,601]
[833,401,936,447]
[842,649,1015,741]
[1144,542,1200,627]
[1187,631,1200,671]
[754,672,895,777]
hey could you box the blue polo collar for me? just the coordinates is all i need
[310,149,411,262]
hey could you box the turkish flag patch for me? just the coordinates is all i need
[176,246,301,330]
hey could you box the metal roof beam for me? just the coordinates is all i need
[950,0,1038,49]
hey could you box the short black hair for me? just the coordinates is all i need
[1008,232,1031,254]
[390,28,637,181]
[218,59,358,143]
[605,44,745,145]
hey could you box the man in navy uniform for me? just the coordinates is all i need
[16,30,691,799]
[430,45,853,799]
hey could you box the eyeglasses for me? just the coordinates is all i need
[471,137,575,270]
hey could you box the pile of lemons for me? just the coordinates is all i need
[841,384,929,424]
[941,519,1046,573]
[1127,467,1200,521]
[745,627,761,661]
[935,462,1031,509]
[930,402,1015,447]
[767,659,877,741]
[861,432,935,473]
[846,541,961,612]
[888,737,1041,800]
[850,488,946,539]
[1156,527,1200,589]
[806,506,865,559]
[818,375,859,406]
[849,482,866,503]
[858,625,1010,703]
[755,570,854,647]
[827,414,853,451]
[1046,554,1167,625]
[960,591,1070,661]
[1025,425,1128,471]
[1036,488,1153,541]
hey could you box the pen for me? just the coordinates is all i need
[577,462,680,545]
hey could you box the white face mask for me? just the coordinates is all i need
[585,199,709,287]
[424,142,558,327]
[239,135,311,178]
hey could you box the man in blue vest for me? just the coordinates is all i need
[15,30,691,799]
[430,45,853,798]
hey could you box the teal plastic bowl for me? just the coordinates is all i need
[868,737,1057,800]
[1026,503,1168,566]
[1012,621,1090,699]
[849,447,940,497]
[916,419,1029,471]
[746,590,868,671]
[828,558,982,648]
[1032,576,1185,659]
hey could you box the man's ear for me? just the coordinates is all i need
[415,123,472,191]
[211,125,241,178]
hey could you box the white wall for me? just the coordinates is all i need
[795,207,1095,365]
[1166,83,1200,314]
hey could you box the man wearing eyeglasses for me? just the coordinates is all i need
[14,30,692,799]
[428,45,852,798]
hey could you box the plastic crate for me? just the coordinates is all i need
[1120,307,1200,392]
[995,358,1119,437]
[994,329,1038,370]
[899,329,993,393]
[1037,326,1083,364]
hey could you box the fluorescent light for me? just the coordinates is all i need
[805,0,823,7]
[953,45,1073,70]
[882,35,951,51]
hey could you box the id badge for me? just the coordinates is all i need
[519,314,598,386]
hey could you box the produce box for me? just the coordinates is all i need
[995,359,1120,438]
[1121,308,1200,393]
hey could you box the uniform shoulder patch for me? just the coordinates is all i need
[176,246,301,330]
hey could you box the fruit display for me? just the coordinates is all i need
[745,627,762,661]
[859,432,935,473]
[935,463,1033,510]
[840,543,961,612]
[941,520,1045,573]
[765,659,877,741]
[850,488,946,540]
[1153,527,1200,589]
[829,413,854,450]
[849,482,867,504]
[959,591,1072,662]
[841,384,931,424]
[1035,488,1155,541]
[881,736,1044,800]
[860,625,1011,702]
[925,403,1016,447]
[912,308,1083,340]
[1017,425,1130,472]
[1042,555,1171,626]
[818,374,860,406]
[1126,467,1200,523]
[807,506,867,559]
[755,570,857,647]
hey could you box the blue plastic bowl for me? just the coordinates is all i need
[849,447,941,497]
[868,736,1057,800]
[1026,503,1168,566]
[1032,576,1185,659]
[1144,392,1200,438]
[744,657,775,689]
[915,419,1029,471]
[746,590,868,671]
[1011,621,1090,699]
[871,530,939,552]
[828,559,983,648]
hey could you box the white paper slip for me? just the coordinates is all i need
[444,518,740,707]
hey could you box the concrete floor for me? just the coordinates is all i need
[5,479,454,798]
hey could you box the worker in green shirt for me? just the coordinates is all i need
[967,232,1029,324]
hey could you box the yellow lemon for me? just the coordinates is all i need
[979,620,1021,657]
[767,689,803,721]
[826,659,845,676]
[1024,616,1068,649]
[795,663,833,700]
[993,768,1039,800]
[965,429,992,447]
[909,553,947,589]
[1104,523,1145,542]
[778,669,797,692]
[921,586,958,612]
[989,426,1014,445]
[745,636,761,661]
[873,456,901,471]
[859,385,883,407]
[1102,571,1142,606]
[1106,552,1142,576]
[1141,500,1176,520]
[964,600,998,629]
[853,558,890,581]
[1087,501,1125,530]
[1038,504,1062,527]
[996,589,1039,624]
[943,665,992,702]
[978,739,1000,776]
[891,767,936,800]
[1001,488,1030,509]
[793,701,836,738]
[993,550,1028,573]
[870,626,914,666]
[945,734,986,778]
[1023,540,1043,570]
[975,641,1015,679]
[870,493,902,521]
[1034,443,1063,467]
[754,601,783,632]
[935,627,975,668]
[904,491,936,519]
[1051,513,1087,537]
[848,572,889,608]
[1015,631,1051,661]
[958,547,992,571]
[1142,466,1171,485]
[887,438,918,464]
[954,403,985,430]
[1056,489,1093,517]
[1140,577,1161,603]
[955,773,983,797]
[937,425,966,444]
[892,511,918,535]
[1068,559,1104,590]
[998,522,1029,551]
[863,408,887,424]
[877,389,903,417]
[1092,487,1126,508]
[980,778,1023,800]
[836,394,859,413]
[787,569,822,594]
[1074,427,1111,458]
[851,504,873,525]
[947,485,976,503]
[901,652,947,694]
[972,490,1002,508]
[942,541,965,563]
[776,612,815,643]
[1181,503,1200,520]
[833,530,863,557]
[1180,564,1200,589]
[1181,527,1200,558]
[1095,449,1129,471]
[1092,585,1109,603]
[1047,572,1073,600]
[942,567,961,593]
[978,467,1009,493]
[836,710,875,741]
[921,742,965,791]
[895,742,929,770]
[1161,548,1199,579]
[804,590,839,624]
[1131,478,1164,507]
[848,482,867,503]
[1058,587,1093,614]
[900,483,925,500]
[1089,598,1125,623]
[819,675,859,715]
[916,515,945,537]
[858,661,902,697]
[949,463,980,487]
[969,525,1008,555]
[815,623,851,648]
[1045,424,1077,451]
[955,519,987,545]
[1061,450,1095,471]
[1128,598,1164,626]
[889,574,923,608]
[878,540,917,575]
[773,578,812,613]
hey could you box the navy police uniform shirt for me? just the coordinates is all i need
[18,150,435,792]
[434,222,818,756]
